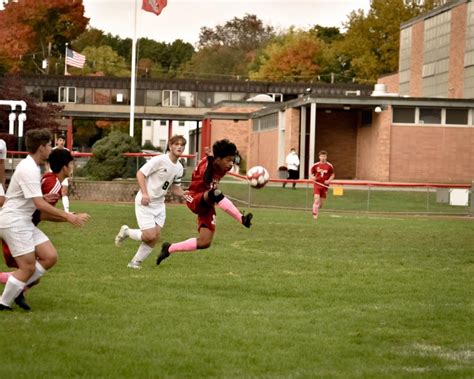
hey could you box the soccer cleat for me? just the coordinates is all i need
[14,292,31,311]
[114,225,129,247]
[0,304,13,311]
[241,212,253,228]
[157,242,171,266]
[127,261,142,270]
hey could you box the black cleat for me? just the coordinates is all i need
[242,212,253,228]
[0,304,13,311]
[14,292,31,311]
[157,242,171,265]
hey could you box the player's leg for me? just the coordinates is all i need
[313,193,321,219]
[0,252,35,310]
[205,188,252,228]
[128,225,161,269]
[157,208,216,265]
[61,180,70,213]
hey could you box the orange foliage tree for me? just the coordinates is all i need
[0,0,88,73]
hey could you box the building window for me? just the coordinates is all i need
[393,107,415,123]
[253,113,278,132]
[163,90,179,106]
[197,92,213,107]
[446,109,468,125]
[42,87,58,102]
[58,87,76,103]
[93,88,111,105]
[84,88,93,104]
[419,108,441,124]
[160,120,167,126]
[179,91,194,107]
[111,89,129,105]
[178,121,185,126]
[361,110,372,126]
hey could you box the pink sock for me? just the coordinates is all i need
[0,272,12,284]
[217,197,242,223]
[169,238,198,253]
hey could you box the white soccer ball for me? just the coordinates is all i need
[246,166,270,189]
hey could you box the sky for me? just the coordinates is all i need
[83,0,371,45]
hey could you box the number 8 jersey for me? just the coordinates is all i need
[135,153,184,205]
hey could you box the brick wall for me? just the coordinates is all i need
[378,73,399,93]
[210,119,251,165]
[70,180,186,203]
[448,3,467,98]
[315,110,358,179]
[356,109,392,181]
[249,129,279,177]
[390,125,474,183]
[284,108,300,154]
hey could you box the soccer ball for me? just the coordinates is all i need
[246,166,270,189]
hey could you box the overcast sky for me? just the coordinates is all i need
[82,0,371,45]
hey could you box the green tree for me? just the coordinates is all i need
[84,131,142,181]
[250,30,324,82]
[0,0,88,73]
[181,14,274,79]
[78,45,130,76]
[334,0,443,83]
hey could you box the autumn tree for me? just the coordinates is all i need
[250,31,325,82]
[0,0,88,73]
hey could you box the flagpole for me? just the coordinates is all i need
[129,0,139,137]
[64,43,69,76]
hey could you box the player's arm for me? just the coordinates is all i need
[136,170,150,206]
[32,197,89,227]
[326,173,335,185]
[0,158,5,191]
[170,183,185,197]
[0,195,4,207]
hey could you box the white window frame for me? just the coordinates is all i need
[58,86,76,103]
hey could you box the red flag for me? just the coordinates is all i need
[142,0,167,15]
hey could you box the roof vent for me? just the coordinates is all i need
[371,84,387,96]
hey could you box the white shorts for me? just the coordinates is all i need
[0,224,49,257]
[135,201,166,230]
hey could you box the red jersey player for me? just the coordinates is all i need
[309,150,335,220]
[156,139,253,265]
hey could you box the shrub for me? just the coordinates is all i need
[84,131,143,180]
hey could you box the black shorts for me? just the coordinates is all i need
[288,169,299,180]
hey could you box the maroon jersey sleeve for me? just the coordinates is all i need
[188,158,211,194]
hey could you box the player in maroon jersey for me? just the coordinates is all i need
[309,150,335,220]
[157,139,253,265]
[0,148,87,310]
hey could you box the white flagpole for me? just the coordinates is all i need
[129,0,139,137]
[64,43,69,75]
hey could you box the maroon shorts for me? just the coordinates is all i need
[186,192,216,232]
[313,185,328,199]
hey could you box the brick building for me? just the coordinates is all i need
[201,0,474,184]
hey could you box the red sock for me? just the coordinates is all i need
[169,238,197,253]
[217,197,242,223]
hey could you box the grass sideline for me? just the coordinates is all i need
[0,201,473,377]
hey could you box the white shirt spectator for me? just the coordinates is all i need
[285,151,300,171]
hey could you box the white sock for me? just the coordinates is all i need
[62,196,70,213]
[0,275,26,307]
[26,261,47,286]
[127,229,143,241]
[131,243,153,264]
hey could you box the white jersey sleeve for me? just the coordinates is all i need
[0,139,6,160]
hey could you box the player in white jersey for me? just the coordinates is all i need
[0,129,89,311]
[0,138,6,206]
[114,135,187,269]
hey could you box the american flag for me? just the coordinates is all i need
[65,48,86,68]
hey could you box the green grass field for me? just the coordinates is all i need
[0,201,473,378]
